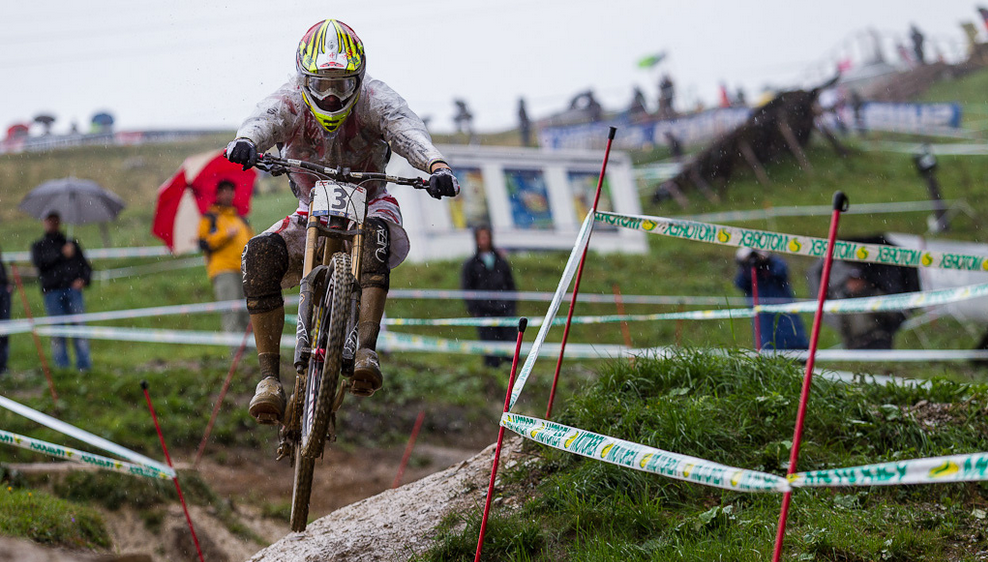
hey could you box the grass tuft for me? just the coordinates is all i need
[0,487,111,548]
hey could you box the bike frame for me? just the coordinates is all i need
[253,155,427,458]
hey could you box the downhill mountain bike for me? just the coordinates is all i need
[252,154,428,532]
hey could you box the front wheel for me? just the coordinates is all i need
[289,453,316,532]
[289,252,353,532]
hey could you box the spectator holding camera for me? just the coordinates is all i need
[734,248,808,350]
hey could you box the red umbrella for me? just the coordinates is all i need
[153,149,256,253]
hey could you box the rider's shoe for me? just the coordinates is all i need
[249,376,286,424]
[351,349,383,397]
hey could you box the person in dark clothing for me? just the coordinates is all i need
[461,226,517,368]
[910,24,926,65]
[834,268,905,350]
[30,212,92,370]
[850,90,866,136]
[664,132,684,161]
[518,98,532,147]
[0,250,12,374]
[658,74,675,118]
[734,248,808,350]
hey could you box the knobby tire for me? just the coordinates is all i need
[290,252,352,532]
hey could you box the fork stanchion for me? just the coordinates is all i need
[193,321,253,468]
[141,380,205,562]
[10,264,58,410]
[392,410,426,489]
[771,191,849,562]
[545,126,617,420]
[475,318,528,562]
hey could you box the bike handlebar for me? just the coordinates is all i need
[252,153,429,189]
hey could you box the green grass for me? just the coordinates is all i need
[416,351,988,561]
[0,487,110,548]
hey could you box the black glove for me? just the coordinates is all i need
[226,138,258,171]
[427,167,460,199]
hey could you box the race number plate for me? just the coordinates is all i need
[310,181,367,222]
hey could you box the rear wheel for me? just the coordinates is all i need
[289,252,352,532]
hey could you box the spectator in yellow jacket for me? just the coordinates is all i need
[198,181,253,337]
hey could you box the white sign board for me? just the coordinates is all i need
[886,233,988,323]
[386,145,647,263]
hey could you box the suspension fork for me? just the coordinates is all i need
[342,220,364,375]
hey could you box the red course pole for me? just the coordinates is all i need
[751,264,762,352]
[612,283,634,352]
[10,264,59,409]
[392,410,426,489]
[475,318,528,562]
[141,381,205,562]
[771,191,848,562]
[545,126,617,420]
[194,321,253,468]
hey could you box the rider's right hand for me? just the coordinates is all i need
[226,138,258,171]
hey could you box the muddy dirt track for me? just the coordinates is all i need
[196,441,485,519]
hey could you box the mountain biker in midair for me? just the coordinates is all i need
[226,19,459,425]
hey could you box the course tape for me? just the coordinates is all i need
[30,324,988,363]
[4,246,176,263]
[501,413,790,492]
[791,451,988,488]
[0,292,797,337]
[0,430,172,480]
[501,415,988,494]
[862,141,988,156]
[595,210,988,272]
[32,325,631,359]
[758,348,988,362]
[510,212,595,410]
[384,282,988,327]
[5,280,983,338]
[389,288,775,306]
[0,299,250,336]
[679,200,961,224]
[0,395,174,478]
[94,256,203,281]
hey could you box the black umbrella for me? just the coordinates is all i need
[19,177,126,225]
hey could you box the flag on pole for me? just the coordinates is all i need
[637,52,667,69]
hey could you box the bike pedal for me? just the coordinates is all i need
[254,412,281,425]
[349,381,376,398]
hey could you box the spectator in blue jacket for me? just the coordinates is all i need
[734,248,808,350]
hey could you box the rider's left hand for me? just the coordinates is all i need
[427,167,460,199]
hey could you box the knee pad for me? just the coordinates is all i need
[360,218,391,290]
[242,232,289,314]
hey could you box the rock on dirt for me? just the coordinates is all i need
[247,436,524,562]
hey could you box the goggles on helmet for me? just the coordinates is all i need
[305,76,358,101]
